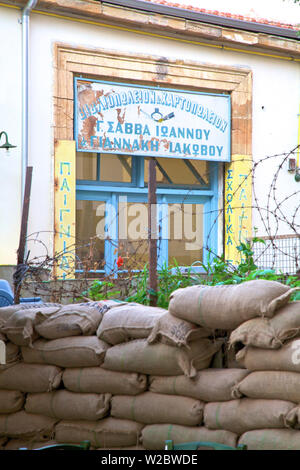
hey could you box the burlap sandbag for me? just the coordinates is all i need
[0,342,20,370]
[102,338,222,378]
[97,303,166,345]
[204,399,295,434]
[147,312,213,348]
[111,393,204,426]
[236,339,300,372]
[1,307,60,346]
[229,302,300,350]
[35,303,104,339]
[0,411,57,439]
[87,299,127,314]
[168,280,296,330]
[0,363,62,392]
[141,424,238,450]
[0,303,61,327]
[21,336,109,368]
[225,344,246,369]
[232,371,300,402]
[284,406,300,429]
[55,418,143,448]
[63,367,147,395]
[281,405,300,431]
[239,429,300,450]
[229,318,279,350]
[0,390,25,414]
[25,390,111,421]
[149,368,249,402]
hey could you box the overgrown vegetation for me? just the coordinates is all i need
[81,238,300,307]
[79,280,121,302]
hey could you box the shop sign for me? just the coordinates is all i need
[224,155,252,265]
[54,140,76,280]
[75,78,231,162]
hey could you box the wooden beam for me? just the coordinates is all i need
[14,166,33,304]
[148,158,157,306]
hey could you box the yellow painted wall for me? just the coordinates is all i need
[224,155,252,264]
[53,140,76,279]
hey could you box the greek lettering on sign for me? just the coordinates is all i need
[75,79,230,162]
[54,141,76,280]
[224,156,252,265]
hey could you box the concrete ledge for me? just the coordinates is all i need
[1,0,300,59]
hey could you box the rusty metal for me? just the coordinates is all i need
[14,166,33,304]
[148,158,157,306]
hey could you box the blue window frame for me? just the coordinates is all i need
[76,155,219,276]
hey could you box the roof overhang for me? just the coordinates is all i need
[106,0,300,40]
[3,0,300,60]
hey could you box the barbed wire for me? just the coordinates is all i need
[18,146,300,303]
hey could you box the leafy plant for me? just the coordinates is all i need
[198,238,300,300]
[125,260,199,308]
[78,237,300,306]
[125,264,150,306]
[156,260,198,308]
[125,238,300,306]
[78,280,121,301]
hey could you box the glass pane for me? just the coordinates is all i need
[76,152,97,180]
[144,158,209,186]
[168,203,204,266]
[100,154,132,183]
[76,200,106,271]
[118,201,149,270]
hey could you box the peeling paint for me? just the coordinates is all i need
[222,30,258,45]
[75,78,231,161]
[80,115,97,146]
[116,108,126,124]
[156,56,169,80]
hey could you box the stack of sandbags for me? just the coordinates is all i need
[97,302,223,379]
[1,281,297,451]
[162,280,300,450]
[0,346,63,447]
[0,298,225,450]
[0,301,111,449]
[168,280,298,369]
[0,301,148,448]
[229,301,300,351]
[93,303,223,449]
[227,300,300,449]
[100,287,248,450]
[0,302,61,346]
[141,368,249,449]
[0,307,59,446]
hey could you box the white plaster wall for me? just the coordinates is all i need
[4,9,300,262]
[0,6,22,265]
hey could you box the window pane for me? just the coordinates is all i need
[100,154,132,183]
[76,152,98,180]
[76,200,106,271]
[144,158,209,186]
[118,201,149,270]
[168,203,204,265]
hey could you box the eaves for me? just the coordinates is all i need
[2,0,300,60]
